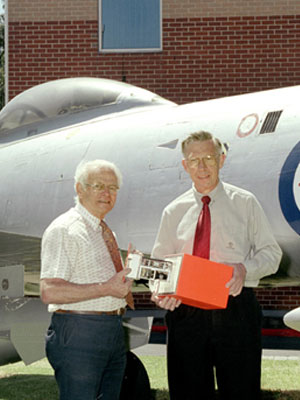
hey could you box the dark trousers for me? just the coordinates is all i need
[166,288,262,400]
[46,313,126,400]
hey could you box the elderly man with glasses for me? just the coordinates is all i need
[40,159,133,400]
[151,131,282,400]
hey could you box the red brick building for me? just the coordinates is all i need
[6,0,300,311]
[6,0,300,103]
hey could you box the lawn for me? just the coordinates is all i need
[0,356,300,399]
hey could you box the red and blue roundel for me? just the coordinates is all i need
[279,141,300,235]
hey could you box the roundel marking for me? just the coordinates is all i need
[279,140,300,235]
[236,113,259,138]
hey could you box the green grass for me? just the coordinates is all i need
[0,356,300,399]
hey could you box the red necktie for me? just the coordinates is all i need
[100,220,135,309]
[193,196,211,259]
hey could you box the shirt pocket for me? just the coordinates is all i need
[212,220,248,263]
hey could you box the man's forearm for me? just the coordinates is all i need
[40,278,106,305]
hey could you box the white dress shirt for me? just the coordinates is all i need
[41,202,126,312]
[152,181,282,287]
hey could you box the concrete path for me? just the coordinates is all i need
[133,343,300,359]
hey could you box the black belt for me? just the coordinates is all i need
[55,308,126,316]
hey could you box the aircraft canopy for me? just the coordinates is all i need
[0,77,173,133]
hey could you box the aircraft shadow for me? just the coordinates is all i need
[261,391,300,400]
[155,390,300,400]
[0,375,299,400]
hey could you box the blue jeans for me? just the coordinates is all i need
[46,313,126,400]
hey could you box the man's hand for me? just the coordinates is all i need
[151,291,181,311]
[104,269,133,299]
[225,263,247,297]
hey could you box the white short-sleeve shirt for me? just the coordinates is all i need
[41,202,126,312]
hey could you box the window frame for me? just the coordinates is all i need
[98,0,162,53]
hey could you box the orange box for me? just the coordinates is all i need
[158,254,233,309]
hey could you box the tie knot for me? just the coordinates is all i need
[202,196,211,205]
[100,220,107,230]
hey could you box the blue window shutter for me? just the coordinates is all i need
[101,0,161,51]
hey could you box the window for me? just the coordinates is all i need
[99,0,162,53]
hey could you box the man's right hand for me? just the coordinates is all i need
[103,268,133,299]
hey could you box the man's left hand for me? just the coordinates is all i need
[225,263,247,297]
[151,292,181,311]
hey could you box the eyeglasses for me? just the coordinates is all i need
[186,155,218,168]
[85,183,119,194]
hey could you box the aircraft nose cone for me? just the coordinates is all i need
[283,307,300,332]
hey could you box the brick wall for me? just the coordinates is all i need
[8,15,300,103]
[163,0,300,18]
[9,0,300,21]
[8,0,97,21]
[255,287,300,310]
[7,0,300,103]
[133,287,300,311]
[134,292,157,310]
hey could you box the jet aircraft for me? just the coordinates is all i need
[0,77,299,367]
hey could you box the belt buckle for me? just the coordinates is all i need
[117,308,124,315]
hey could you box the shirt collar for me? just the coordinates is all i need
[192,181,224,206]
[75,202,102,231]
